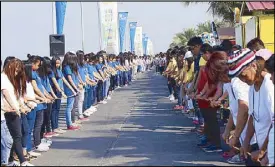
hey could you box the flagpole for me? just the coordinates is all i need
[97,2,102,50]
[52,2,55,34]
[80,2,85,51]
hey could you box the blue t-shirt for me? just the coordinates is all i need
[78,65,87,83]
[63,65,78,96]
[41,76,51,93]
[95,63,104,73]
[49,69,64,92]
[32,71,47,111]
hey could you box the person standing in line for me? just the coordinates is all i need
[2,58,34,166]
[62,52,80,130]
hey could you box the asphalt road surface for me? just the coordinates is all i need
[32,71,242,166]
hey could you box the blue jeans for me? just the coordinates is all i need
[20,114,29,149]
[83,87,89,111]
[93,86,97,105]
[123,71,128,85]
[65,97,75,127]
[103,81,107,99]
[51,92,62,130]
[105,78,110,96]
[1,120,13,165]
[26,110,36,152]
[128,69,132,82]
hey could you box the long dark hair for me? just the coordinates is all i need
[24,63,33,82]
[186,57,194,72]
[62,52,78,74]
[51,56,62,79]
[3,59,27,99]
[77,50,85,67]
[38,57,52,77]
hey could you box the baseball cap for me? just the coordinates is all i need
[184,51,193,59]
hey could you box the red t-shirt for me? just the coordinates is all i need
[197,68,217,109]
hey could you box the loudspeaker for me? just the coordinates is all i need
[49,34,65,57]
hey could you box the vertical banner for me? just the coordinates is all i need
[134,26,143,56]
[144,37,149,55]
[147,38,154,56]
[142,33,146,55]
[129,22,137,53]
[99,2,119,54]
[55,2,67,34]
[118,12,128,53]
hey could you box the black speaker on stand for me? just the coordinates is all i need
[49,34,65,57]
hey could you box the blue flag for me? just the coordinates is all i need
[118,12,128,53]
[144,37,149,55]
[129,22,137,53]
[56,2,67,34]
[142,34,146,55]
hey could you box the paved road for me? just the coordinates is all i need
[32,71,240,166]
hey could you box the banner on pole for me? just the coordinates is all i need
[134,26,143,56]
[144,37,149,55]
[55,2,67,34]
[147,38,154,56]
[99,2,119,54]
[118,12,128,53]
[129,22,137,53]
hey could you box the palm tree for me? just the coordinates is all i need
[169,28,197,48]
[183,2,243,26]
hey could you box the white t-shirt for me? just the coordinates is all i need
[125,59,129,68]
[26,82,37,108]
[1,73,20,112]
[248,73,274,149]
[227,77,257,145]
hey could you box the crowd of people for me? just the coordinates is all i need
[155,37,274,166]
[1,51,153,166]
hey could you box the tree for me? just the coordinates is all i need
[183,2,243,26]
[170,28,197,48]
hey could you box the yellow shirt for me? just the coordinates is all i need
[199,58,207,67]
[185,62,194,83]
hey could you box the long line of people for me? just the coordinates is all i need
[157,37,274,166]
[1,51,153,166]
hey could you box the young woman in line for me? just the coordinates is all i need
[2,58,34,166]
[62,52,80,130]
[50,56,74,134]
[38,57,57,139]
[29,55,52,152]
[95,54,107,104]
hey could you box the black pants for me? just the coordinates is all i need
[41,103,52,138]
[170,78,178,100]
[97,80,103,102]
[159,66,164,75]
[110,75,115,91]
[34,110,44,147]
[71,94,79,122]
[5,113,26,163]
[201,108,221,147]
[156,65,159,73]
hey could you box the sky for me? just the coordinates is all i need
[1,2,213,60]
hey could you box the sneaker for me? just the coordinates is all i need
[197,140,208,147]
[75,120,82,124]
[7,161,20,166]
[21,162,34,166]
[99,100,107,104]
[35,144,49,152]
[125,84,128,87]
[40,142,51,147]
[203,145,222,153]
[28,151,41,157]
[107,96,111,100]
[67,125,80,130]
[169,96,175,101]
[41,138,52,145]
[43,132,53,138]
[227,154,245,164]
[79,117,89,121]
[49,132,59,137]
